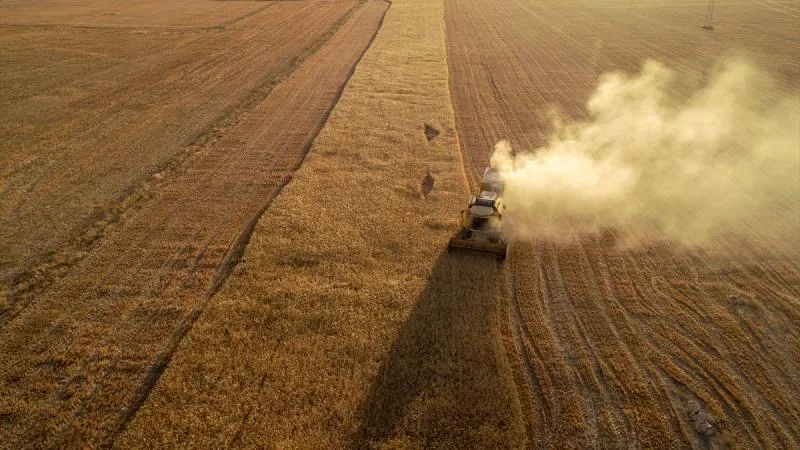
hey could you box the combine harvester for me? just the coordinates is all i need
[448,167,507,259]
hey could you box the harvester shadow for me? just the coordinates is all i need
[353,253,515,447]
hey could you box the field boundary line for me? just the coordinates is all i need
[209,0,391,299]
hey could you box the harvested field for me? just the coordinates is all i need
[0,0,388,446]
[0,0,358,313]
[0,0,267,28]
[445,0,800,447]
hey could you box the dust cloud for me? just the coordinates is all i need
[491,58,800,244]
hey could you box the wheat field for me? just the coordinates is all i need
[1,0,798,447]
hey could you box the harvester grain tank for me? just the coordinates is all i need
[447,167,507,259]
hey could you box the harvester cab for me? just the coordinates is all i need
[448,168,507,259]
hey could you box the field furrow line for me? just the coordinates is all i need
[754,0,800,18]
